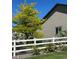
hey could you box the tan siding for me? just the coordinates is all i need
[42,12,67,38]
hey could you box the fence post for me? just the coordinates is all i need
[53,37,55,43]
[13,40,16,56]
[34,39,36,45]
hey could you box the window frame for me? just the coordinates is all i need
[55,26,62,35]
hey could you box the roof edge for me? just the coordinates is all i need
[43,3,67,19]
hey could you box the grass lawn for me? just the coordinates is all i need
[25,51,67,59]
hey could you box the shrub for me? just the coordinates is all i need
[57,30,67,37]
[32,46,40,55]
[61,45,67,51]
[45,44,56,53]
[55,43,67,52]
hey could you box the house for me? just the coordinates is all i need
[41,4,67,38]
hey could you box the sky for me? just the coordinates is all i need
[12,0,67,18]
[12,0,67,26]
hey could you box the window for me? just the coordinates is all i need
[55,26,62,35]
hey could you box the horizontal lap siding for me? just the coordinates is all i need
[42,12,67,38]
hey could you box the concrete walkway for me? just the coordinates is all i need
[12,53,32,59]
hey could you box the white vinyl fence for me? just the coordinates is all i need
[12,37,67,56]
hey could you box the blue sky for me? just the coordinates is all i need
[12,0,67,26]
[12,0,67,18]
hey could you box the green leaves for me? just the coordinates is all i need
[58,30,67,37]
[33,32,44,38]
[12,3,43,39]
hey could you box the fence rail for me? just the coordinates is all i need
[12,37,67,56]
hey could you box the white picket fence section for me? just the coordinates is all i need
[12,37,67,56]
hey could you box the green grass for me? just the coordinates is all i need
[25,51,67,59]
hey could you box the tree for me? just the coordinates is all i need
[12,3,43,39]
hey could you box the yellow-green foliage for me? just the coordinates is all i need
[12,3,43,39]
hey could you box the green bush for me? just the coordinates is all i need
[32,43,67,55]
[45,44,56,53]
[57,30,67,37]
[32,46,40,55]
[61,45,67,51]
[55,43,67,52]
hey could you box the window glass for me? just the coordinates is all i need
[55,26,62,35]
